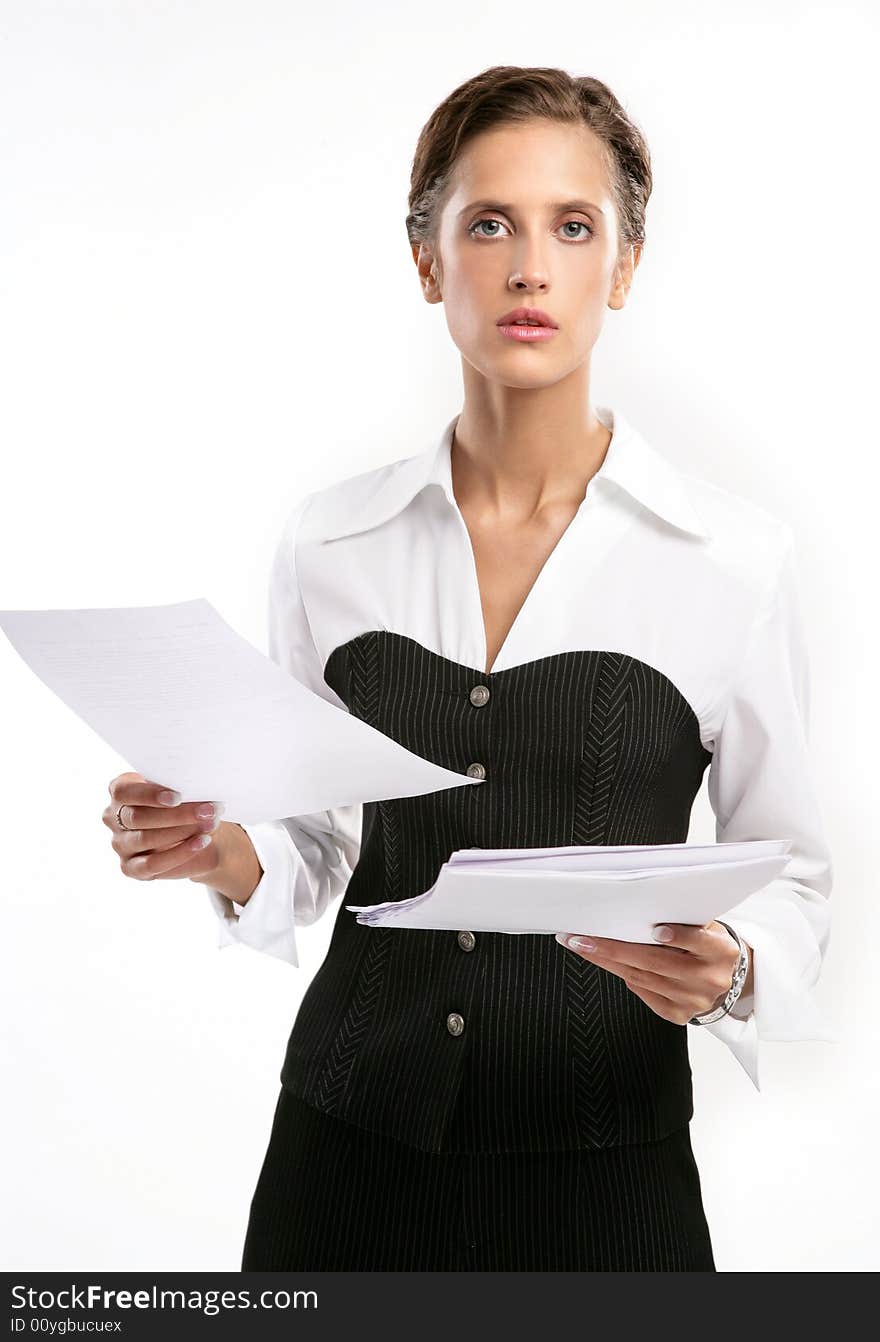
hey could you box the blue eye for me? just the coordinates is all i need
[468,219,508,238]
[560,220,594,240]
[467,218,594,241]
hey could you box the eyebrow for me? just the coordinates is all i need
[457,198,605,217]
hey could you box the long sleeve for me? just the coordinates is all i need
[204,493,362,966]
[700,525,835,1087]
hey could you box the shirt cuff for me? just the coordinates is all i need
[701,1005,761,1087]
[698,905,837,1089]
[204,821,301,966]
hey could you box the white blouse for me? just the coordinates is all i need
[205,404,834,1091]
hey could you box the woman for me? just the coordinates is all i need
[105,66,832,1271]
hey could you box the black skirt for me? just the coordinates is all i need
[241,1086,716,1272]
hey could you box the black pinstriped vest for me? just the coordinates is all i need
[279,631,712,1155]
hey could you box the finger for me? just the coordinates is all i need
[121,832,220,881]
[114,818,220,858]
[625,950,735,1009]
[106,797,224,832]
[572,940,729,1004]
[104,776,184,830]
[556,933,672,975]
[108,774,183,811]
[620,964,697,1006]
[561,944,695,1004]
[651,922,721,957]
[625,982,692,1027]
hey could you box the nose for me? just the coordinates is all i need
[508,267,549,293]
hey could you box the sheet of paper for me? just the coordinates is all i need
[445,839,788,872]
[0,598,482,823]
[346,843,792,943]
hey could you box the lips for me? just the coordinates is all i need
[496,307,558,328]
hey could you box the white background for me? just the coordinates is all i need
[1,0,877,1272]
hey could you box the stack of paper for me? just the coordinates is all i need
[345,839,792,943]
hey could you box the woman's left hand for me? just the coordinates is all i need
[554,921,753,1024]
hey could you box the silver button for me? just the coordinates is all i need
[457,930,476,952]
[446,1012,465,1036]
[466,762,486,780]
[469,684,490,707]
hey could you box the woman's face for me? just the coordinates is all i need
[420,119,639,390]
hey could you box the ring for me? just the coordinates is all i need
[116,804,131,830]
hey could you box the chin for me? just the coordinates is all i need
[461,346,557,385]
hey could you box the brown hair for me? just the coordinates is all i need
[405,65,652,261]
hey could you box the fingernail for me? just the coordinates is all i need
[197,802,225,820]
[654,925,674,942]
[159,790,181,806]
[556,933,597,951]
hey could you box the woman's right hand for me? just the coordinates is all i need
[103,771,225,882]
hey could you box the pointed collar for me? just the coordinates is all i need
[319,405,711,542]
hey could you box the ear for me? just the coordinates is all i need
[412,241,443,305]
[608,241,642,311]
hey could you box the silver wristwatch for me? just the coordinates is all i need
[688,921,751,1026]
